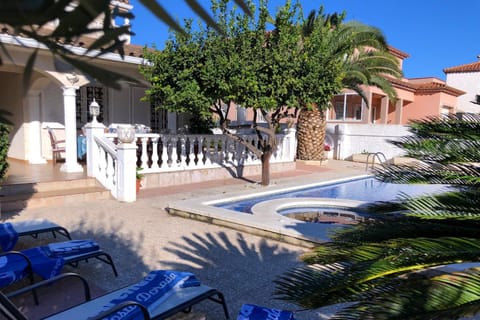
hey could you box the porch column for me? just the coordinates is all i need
[116,141,137,202]
[26,90,47,164]
[60,86,83,172]
[380,96,389,124]
[395,99,403,124]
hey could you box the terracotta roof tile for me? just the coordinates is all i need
[414,81,465,96]
[384,76,464,96]
[387,46,410,59]
[444,61,480,73]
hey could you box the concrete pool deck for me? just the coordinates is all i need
[168,177,371,247]
[3,160,366,319]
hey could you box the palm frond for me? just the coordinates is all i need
[399,190,480,219]
[374,162,480,186]
[276,237,480,309]
[332,269,480,320]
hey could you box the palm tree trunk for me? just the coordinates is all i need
[296,107,326,161]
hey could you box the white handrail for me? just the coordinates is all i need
[94,135,117,159]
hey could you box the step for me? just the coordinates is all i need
[0,180,111,213]
[0,178,100,196]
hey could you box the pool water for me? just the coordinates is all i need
[214,177,449,213]
[278,206,366,225]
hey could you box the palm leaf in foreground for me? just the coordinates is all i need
[275,237,480,309]
[331,269,480,320]
[275,114,480,318]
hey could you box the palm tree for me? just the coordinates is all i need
[275,113,480,319]
[296,9,402,161]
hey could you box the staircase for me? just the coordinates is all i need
[0,178,111,213]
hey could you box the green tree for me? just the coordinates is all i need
[275,113,480,319]
[295,8,402,161]
[140,0,302,186]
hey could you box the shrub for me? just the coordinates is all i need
[0,124,10,180]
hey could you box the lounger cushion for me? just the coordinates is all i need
[44,272,223,320]
[0,247,64,287]
[237,304,296,320]
[47,240,99,257]
[94,270,200,320]
[0,223,18,252]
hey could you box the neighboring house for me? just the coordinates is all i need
[444,59,480,114]
[0,0,178,173]
[224,47,464,129]
[319,48,463,125]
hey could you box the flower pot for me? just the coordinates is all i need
[136,179,142,193]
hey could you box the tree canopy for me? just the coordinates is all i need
[141,0,305,185]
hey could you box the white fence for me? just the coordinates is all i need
[326,123,411,160]
[84,123,296,202]
[84,120,413,203]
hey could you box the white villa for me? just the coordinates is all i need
[0,1,183,173]
[445,58,480,114]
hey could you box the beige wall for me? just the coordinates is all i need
[0,72,25,159]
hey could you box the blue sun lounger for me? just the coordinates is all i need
[0,271,230,320]
[0,239,118,303]
[0,219,71,252]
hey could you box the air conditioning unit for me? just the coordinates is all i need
[472,94,480,105]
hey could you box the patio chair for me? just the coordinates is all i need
[0,271,230,319]
[0,239,118,304]
[46,127,65,165]
[0,219,71,252]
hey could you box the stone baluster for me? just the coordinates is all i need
[161,136,169,168]
[202,136,212,166]
[98,148,107,183]
[150,136,160,170]
[187,136,196,167]
[179,136,187,168]
[170,136,178,167]
[106,152,116,190]
[141,137,149,169]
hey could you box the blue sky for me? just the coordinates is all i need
[129,0,480,80]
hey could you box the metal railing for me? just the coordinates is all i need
[365,152,387,171]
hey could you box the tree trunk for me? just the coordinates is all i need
[261,150,272,186]
[296,107,326,161]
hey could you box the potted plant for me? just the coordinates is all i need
[136,167,144,193]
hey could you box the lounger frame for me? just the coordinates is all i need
[9,220,71,242]
[0,246,118,306]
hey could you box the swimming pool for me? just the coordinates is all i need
[214,176,449,213]
[168,175,451,246]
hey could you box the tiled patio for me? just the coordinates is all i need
[1,159,366,319]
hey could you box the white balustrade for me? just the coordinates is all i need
[86,127,297,202]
